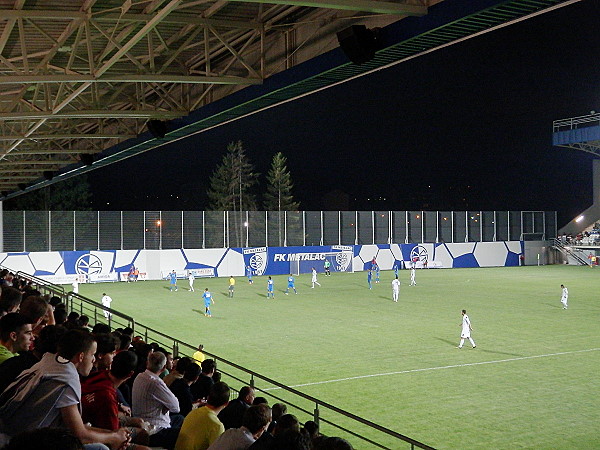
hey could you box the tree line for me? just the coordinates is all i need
[207,140,299,212]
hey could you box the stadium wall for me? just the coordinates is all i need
[0,241,524,284]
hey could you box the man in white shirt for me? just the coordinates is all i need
[133,351,183,449]
[72,279,79,295]
[458,309,476,349]
[391,276,400,302]
[101,293,112,319]
[560,284,568,309]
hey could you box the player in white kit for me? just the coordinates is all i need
[311,267,321,288]
[409,266,416,286]
[458,309,476,349]
[188,271,195,292]
[560,284,568,309]
[101,293,113,319]
[391,276,400,302]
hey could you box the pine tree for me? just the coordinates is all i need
[207,141,259,246]
[264,152,299,246]
[263,152,299,211]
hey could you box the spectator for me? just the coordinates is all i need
[164,356,192,388]
[0,287,22,317]
[65,311,81,329]
[253,397,269,406]
[117,332,132,352]
[81,350,150,448]
[315,436,354,450]
[0,313,34,365]
[78,315,92,331]
[192,344,205,364]
[92,323,111,334]
[191,359,216,401]
[248,413,300,450]
[19,296,53,335]
[92,333,120,372]
[54,308,68,326]
[158,349,174,378]
[267,403,287,434]
[272,429,311,450]
[208,404,272,450]
[0,329,130,449]
[169,362,201,416]
[303,420,324,447]
[175,381,230,450]
[218,386,255,430]
[0,324,66,393]
[132,351,182,449]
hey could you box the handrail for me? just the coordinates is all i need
[7,268,435,449]
[14,270,65,297]
[551,238,590,266]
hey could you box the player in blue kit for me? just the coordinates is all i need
[393,263,399,278]
[285,275,297,295]
[267,276,274,299]
[203,288,214,317]
[246,265,253,284]
[367,269,373,290]
[167,270,178,292]
[375,264,380,284]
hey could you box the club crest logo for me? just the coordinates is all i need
[335,252,351,271]
[409,245,428,264]
[75,254,103,275]
[249,252,267,275]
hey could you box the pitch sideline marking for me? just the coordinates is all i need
[264,347,600,390]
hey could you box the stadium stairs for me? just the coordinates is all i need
[551,238,590,266]
[3,266,435,450]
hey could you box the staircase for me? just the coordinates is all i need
[551,238,591,266]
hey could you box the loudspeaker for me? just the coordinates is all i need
[43,171,54,181]
[80,153,94,166]
[18,183,27,191]
[337,25,381,64]
[147,120,168,139]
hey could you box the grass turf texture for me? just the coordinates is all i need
[72,265,600,449]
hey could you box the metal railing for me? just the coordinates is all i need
[551,238,590,266]
[9,268,434,449]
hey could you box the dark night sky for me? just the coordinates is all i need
[90,0,600,227]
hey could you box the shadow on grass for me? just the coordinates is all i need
[434,337,457,347]
[544,303,562,309]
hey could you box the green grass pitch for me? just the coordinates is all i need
[72,265,600,449]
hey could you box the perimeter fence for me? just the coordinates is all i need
[2,210,556,252]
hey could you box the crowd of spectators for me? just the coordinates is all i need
[0,273,355,450]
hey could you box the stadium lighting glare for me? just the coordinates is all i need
[575,215,584,223]
[244,221,248,227]
[156,220,162,226]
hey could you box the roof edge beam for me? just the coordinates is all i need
[226,0,427,16]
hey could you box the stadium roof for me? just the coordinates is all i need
[0,0,579,199]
